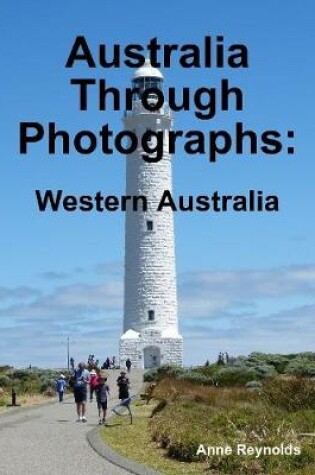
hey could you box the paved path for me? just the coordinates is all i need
[0,369,144,475]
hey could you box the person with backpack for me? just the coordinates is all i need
[71,362,90,422]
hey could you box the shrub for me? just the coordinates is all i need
[245,380,262,389]
[143,368,159,382]
[177,371,214,386]
[266,358,289,374]
[40,379,56,393]
[0,396,8,406]
[297,352,315,361]
[0,369,62,395]
[285,361,315,377]
[167,439,200,462]
[262,378,315,411]
[214,367,259,387]
[150,399,315,472]
[156,365,179,377]
[0,375,10,387]
[193,364,219,377]
[253,364,277,379]
[229,352,315,376]
[144,365,186,382]
[11,370,31,382]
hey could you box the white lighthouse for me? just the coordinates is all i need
[119,59,183,369]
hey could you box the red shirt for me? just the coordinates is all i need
[89,373,100,389]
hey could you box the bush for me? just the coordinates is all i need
[214,367,259,387]
[0,368,62,396]
[193,364,219,377]
[144,365,186,382]
[37,375,56,393]
[177,371,214,386]
[229,352,315,376]
[0,397,8,406]
[285,361,315,377]
[167,439,200,462]
[262,378,315,411]
[11,370,31,382]
[245,380,262,389]
[297,352,315,361]
[253,364,277,379]
[0,375,10,387]
[150,399,315,472]
[143,368,159,382]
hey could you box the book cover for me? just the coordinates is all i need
[1,1,314,474]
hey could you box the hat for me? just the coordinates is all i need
[60,374,65,379]
[120,370,126,374]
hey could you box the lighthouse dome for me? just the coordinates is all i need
[133,58,163,79]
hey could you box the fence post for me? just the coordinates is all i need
[7,387,21,407]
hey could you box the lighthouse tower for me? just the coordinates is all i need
[119,59,183,369]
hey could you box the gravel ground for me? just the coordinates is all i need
[0,369,144,475]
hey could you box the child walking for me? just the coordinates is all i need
[95,375,110,425]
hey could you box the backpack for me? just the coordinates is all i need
[71,370,86,390]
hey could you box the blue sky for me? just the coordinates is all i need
[0,0,314,367]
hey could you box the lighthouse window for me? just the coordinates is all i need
[148,310,155,321]
[132,77,163,94]
[146,220,154,231]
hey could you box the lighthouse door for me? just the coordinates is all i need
[143,346,161,369]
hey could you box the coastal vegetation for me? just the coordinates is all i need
[0,366,63,409]
[101,352,315,475]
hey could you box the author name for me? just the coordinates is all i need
[196,443,301,458]
[35,189,279,213]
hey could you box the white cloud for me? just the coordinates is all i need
[179,264,315,319]
[0,286,41,302]
[0,263,314,367]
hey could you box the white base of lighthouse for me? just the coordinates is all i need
[120,328,183,369]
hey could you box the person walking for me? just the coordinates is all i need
[55,374,67,403]
[89,368,100,402]
[71,362,90,422]
[116,371,130,401]
[126,358,132,373]
[70,357,75,370]
[95,374,110,425]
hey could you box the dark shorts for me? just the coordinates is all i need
[74,386,87,403]
[97,400,108,410]
[119,389,129,400]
